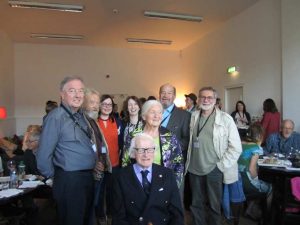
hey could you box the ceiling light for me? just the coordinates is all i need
[31,33,84,40]
[126,38,172,45]
[144,11,202,22]
[8,0,84,12]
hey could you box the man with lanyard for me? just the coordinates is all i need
[37,76,97,225]
[185,86,242,225]
[82,88,111,225]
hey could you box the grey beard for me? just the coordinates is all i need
[86,111,99,120]
[200,103,215,111]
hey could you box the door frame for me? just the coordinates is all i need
[224,84,244,113]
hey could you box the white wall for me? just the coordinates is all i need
[0,30,15,137]
[282,0,300,132]
[182,0,282,119]
[9,0,300,135]
[14,44,189,134]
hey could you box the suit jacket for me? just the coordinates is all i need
[166,107,191,160]
[112,164,184,225]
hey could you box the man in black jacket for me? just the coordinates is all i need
[112,133,184,225]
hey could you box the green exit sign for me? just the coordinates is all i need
[227,66,237,73]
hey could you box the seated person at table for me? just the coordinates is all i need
[264,119,300,155]
[0,138,23,176]
[22,125,41,151]
[238,123,271,195]
[112,133,184,225]
[23,130,42,176]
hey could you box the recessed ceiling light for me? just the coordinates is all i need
[8,0,84,12]
[126,38,172,45]
[31,33,84,40]
[144,11,202,22]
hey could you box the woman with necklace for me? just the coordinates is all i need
[231,101,251,138]
[121,96,144,160]
[96,94,123,224]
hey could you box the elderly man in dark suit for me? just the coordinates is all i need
[112,133,184,225]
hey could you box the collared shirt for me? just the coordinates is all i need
[37,104,96,178]
[264,132,300,154]
[133,163,152,186]
[161,103,175,128]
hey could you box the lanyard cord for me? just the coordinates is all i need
[60,104,92,140]
[196,108,215,137]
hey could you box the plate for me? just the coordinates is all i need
[258,159,286,167]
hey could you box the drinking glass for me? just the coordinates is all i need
[7,160,16,172]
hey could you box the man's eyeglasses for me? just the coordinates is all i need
[134,147,155,154]
[199,96,215,101]
[66,88,85,96]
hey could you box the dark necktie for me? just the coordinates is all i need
[141,170,150,196]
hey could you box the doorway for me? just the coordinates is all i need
[225,86,243,114]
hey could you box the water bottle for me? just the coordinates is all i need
[18,161,26,181]
[9,168,18,188]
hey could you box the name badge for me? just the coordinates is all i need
[193,142,200,149]
[92,144,97,153]
[101,146,107,153]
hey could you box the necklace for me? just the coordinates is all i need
[99,117,109,121]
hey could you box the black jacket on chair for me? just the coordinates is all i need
[112,164,184,225]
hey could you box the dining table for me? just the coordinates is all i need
[0,178,46,205]
[258,158,300,225]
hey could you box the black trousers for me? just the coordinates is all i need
[53,169,94,225]
[96,166,119,218]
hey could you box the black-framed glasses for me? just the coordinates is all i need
[134,147,155,154]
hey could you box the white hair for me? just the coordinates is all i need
[128,133,156,158]
[141,100,163,119]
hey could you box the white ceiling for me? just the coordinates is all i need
[0,0,259,50]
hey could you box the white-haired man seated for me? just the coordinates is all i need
[112,133,184,225]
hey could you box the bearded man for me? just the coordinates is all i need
[185,86,242,225]
[83,88,111,225]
